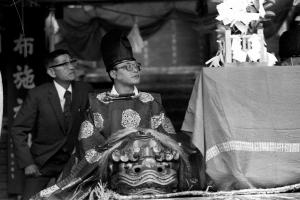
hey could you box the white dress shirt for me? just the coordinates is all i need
[53,81,72,111]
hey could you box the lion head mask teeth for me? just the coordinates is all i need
[108,131,181,195]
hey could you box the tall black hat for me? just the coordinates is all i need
[279,14,300,60]
[101,29,135,72]
[279,26,300,60]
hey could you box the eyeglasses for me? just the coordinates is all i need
[113,62,142,72]
[49,59,77,68]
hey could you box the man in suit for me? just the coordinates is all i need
[11,49,93,200]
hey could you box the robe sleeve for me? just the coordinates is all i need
[78,93,106,158]
[148,93,176,135]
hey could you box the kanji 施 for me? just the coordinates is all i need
[13,65,35,89]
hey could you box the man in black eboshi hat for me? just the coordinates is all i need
[100,29,141,95]
[78,28,176,146]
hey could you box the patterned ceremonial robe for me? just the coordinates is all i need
[79,90,176,159]
[31,91,179,199]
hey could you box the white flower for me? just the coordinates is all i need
[79,120,94,140]
[121,109,141,128]
[85,148,102,163]
[138,92,154,103]
[93,112,104,129]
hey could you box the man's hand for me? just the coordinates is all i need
[24,164,42,177]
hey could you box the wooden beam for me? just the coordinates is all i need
[38,0,195,2]
[1,0,196,7]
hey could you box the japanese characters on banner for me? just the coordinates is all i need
[13,34,36,90]
[3,8,48,194]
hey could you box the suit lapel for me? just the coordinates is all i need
[48,83,66,134]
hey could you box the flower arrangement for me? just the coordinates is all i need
[206,0,277,67]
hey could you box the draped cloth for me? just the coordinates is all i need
[182,66,300,190]
[55,2,199,60]
[53,0,295,61]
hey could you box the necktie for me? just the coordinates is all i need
[64,90,72,132]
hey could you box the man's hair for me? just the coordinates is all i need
[44,49,70,69]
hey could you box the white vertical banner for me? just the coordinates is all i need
[127,22,144,54]
[0,71,2,137]
[0,33,2,53]
[45,9,59,52]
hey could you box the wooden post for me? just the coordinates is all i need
[257,23,266,63]
[225,28,232,63]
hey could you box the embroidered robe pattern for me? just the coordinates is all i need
[79,92,176,159]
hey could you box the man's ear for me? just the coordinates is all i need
[109,70,116,79]
[47,68,56,78]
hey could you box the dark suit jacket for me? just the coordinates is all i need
[11,81,93,172]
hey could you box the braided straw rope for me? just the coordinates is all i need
[90,180,300,199]
[118,182,300,199]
